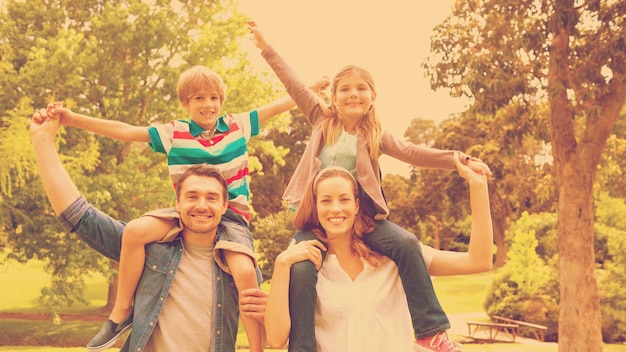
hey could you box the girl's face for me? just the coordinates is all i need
[332,72,376,124]
[315,176,359,239]
[182,87,223,131]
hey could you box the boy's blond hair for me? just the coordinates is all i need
[177,65,227,104]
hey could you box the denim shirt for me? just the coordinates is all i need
[58,196,239,352]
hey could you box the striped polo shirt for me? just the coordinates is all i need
[148,111,260,222]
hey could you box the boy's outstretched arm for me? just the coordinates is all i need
[47,102,151,143]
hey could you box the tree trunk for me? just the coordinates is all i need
[556,163,602,351]
[491,211,507,268]
[105,260,119,312]
[432,214,441,250]
[548,3,603,350]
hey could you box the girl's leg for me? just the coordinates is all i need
[288,230,324,352]
[363,220,450,338]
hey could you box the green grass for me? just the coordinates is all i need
[1,258,625,351]
[432,272,492,313]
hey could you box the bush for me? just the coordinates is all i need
[484,212,559,341]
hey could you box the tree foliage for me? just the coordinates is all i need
[253,209,296,280]
[485,200,626,343]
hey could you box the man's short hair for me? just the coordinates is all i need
[175,164,228,200]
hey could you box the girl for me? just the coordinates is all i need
[266,160,492,352]
[248,21,492,352]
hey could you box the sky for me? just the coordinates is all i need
[237,1,470,176]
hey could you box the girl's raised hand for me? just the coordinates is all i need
[247,20,269,51]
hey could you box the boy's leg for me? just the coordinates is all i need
[214,212,264,352]
[288,230,324,352]
[363,220,450,338]
[111,216,174,321]
[223,252,264,352]
[88,213,177,352]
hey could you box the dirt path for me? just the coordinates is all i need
[0,312,105,322]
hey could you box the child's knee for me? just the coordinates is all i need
[395,232,420,248]
[290,260,318,278]
[122,219,153,246]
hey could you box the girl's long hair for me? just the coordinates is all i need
[294,167,381,266]
[318,65,383,161]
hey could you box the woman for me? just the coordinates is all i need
[248,21,492,352]
[265,153,492,352]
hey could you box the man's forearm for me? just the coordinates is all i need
[31,127,81,215]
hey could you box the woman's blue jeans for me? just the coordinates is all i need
[287,219,450,352]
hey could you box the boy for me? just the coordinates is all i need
[47,65,328,352]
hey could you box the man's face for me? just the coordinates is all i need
[176,175,228,237]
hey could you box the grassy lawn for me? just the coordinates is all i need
[1,257,625,351]
[431,272,492,313]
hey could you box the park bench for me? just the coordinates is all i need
[466,321,519,342]
[491,315,548,341]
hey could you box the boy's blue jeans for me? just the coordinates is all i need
[287,219,450,352]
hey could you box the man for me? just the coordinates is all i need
[30,110,267,352]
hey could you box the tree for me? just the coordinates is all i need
[424,1,626,350]
[1,0,286,317]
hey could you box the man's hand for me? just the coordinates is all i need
[240,288,268,324]
[45,101,76,126]
[30,107,61,140]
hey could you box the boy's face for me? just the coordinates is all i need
[182,87,223,131]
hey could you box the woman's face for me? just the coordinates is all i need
[332,72,376,124]
[315,176,359,239]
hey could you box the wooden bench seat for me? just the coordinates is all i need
[467,321,519,342]
[491,315,548,341]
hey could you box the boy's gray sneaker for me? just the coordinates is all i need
[87,312,133,351]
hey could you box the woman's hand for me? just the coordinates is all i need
[276,239,327,270]
[454,152,489,186]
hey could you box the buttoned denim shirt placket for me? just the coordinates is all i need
[58,197,239,352]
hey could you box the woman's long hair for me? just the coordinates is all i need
[318,65,383,161]
[294,167,381,266]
